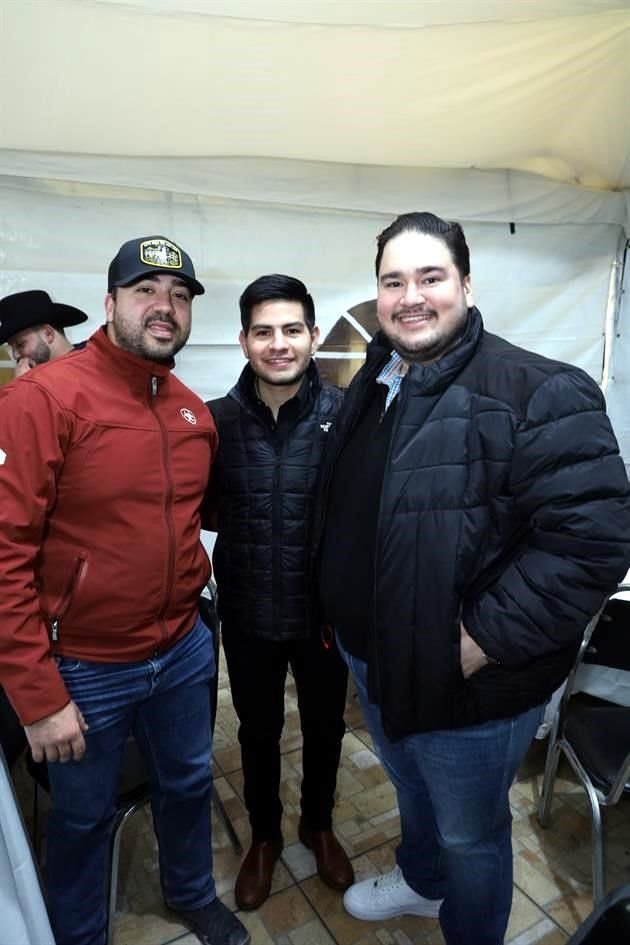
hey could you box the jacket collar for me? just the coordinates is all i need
[89,326,174,384]
[365,307,484,394]
[231,359,321,412]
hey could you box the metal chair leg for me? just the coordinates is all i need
[563,743,607,904]
[590,797,605,905]
[538,723,563,828]
[31,778,40,860]
[212,786,242,855]
[106,802,148,945]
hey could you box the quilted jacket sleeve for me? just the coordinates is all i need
[0,379,72,724]
[465,367,630,667]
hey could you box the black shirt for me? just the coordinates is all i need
[319,382,396,659]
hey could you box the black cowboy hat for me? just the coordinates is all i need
[0,290,88,345]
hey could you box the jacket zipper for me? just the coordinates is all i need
[370,375,408,702]
[50,553,88,642]
[316,360,381,553]
[151,375,176,650]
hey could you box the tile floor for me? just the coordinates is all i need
[12,651,630,945]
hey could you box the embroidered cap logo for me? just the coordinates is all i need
[140,239,183,271]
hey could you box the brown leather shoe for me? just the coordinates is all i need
[298,820,354,891]
[234,837,283,911]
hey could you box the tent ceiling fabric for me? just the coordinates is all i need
[1,1,628,191]
[90,0,629,28]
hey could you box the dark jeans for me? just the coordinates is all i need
[339,639,544,945]
[222,629,348,840]
[46,616,216,945]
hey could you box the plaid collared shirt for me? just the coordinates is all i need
[376,351,406,412]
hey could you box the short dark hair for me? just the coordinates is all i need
[375,212,470,281]
[239,274,315,333]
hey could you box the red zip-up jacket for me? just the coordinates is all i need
[0,327,217,725]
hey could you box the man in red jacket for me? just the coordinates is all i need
[0,236,249,945]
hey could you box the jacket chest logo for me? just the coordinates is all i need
[180,408,197,425]
[320,421,332,433]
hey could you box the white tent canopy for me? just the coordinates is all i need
[0,0,629,457]
[2,0,629,188]
[0,5,629,939]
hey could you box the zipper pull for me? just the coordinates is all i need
[151,377,158,397]
[51,619,59,642]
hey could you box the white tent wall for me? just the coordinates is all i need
[0,5,629,941]
[0,164,622,409]
[608,243,630,471]
[1,4,628,193]
[0,751,55,945]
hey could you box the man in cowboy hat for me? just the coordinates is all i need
[0,289,88,377]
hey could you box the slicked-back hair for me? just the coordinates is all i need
[375,212,471,281]
[239,274,315,333]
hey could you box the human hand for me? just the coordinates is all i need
[14,357,35,377]
[459,622,491,679]
[25,701,88,763]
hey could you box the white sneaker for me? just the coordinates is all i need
[343,865,443,921]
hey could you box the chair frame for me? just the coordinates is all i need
[538,594,630,903]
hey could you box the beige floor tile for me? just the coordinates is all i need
[289,916,338,944]
[508,918,569,944]
[238,910,277,945]
[506,887,549,940]
[13,659,626,945]
[545,889,595,935]
[256,885,317,935]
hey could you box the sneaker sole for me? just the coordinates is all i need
[344,898,441,921]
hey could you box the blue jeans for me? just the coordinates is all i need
[340,642,543,945]
[46,616,216,945]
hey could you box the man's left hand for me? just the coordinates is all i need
[14,357,34,378]
[459,622,490,678]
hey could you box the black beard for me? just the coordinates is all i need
[386,307,469,364]
[31,339,52,365]
[120,337,182,363]
[389,335,448,364]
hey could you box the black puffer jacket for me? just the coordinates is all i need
[208,361,343,640]
[317,307,630,739]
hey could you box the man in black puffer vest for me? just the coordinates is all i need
[316,212,630,945]
[206,274,353,911]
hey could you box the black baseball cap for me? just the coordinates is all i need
[107,236,205,296]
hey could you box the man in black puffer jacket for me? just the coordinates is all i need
[316,212,630,945]
[206,274,353,912]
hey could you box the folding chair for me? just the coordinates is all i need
[565,882,630,943]
[0,686,26,770]
[537,596,630,903]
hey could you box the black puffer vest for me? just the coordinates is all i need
[208,362,343,640]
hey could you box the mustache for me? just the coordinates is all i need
[145,314,178,330]
[393,307,437,319]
